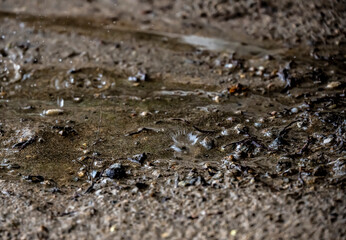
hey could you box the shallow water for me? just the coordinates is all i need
[0,10,344,189]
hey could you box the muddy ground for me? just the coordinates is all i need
[0,0,345,239]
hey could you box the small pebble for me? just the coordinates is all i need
[323,136,333,145]
[299,103,310,109]
[128,153,147,164]
[200,137,214,150]
[257,117,265,123]
[105,163,126,179]
[328,104,336,109]
[291,107,298,113]
[152,170,161,178]
[73,97,82,103]
[230,229,237,237]
[140,111,149,116]
[234,124,247,134]
[83,149,90,154]
[224,63,234,69]
[262,129,273,138]
[234,110,242,115]
[226,117,234,122]
[128,72,147,82]
[221,128,232,136]
[213,95,220,103]
[326,81,341,89]
[78,171,85,178]
[128,76,137,82]
[42,109,64,116]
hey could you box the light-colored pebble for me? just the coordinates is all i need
[323,137,333,145]
[42,109,64,116]
[326,81,341,89]
[291,107,298,113]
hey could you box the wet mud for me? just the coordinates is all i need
[0,1,345,239]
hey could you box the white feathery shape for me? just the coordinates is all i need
[170,130,199,153]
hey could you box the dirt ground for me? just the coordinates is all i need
[0,0,345,239]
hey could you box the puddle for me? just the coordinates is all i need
[0,10,344,189]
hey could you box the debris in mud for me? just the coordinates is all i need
[313,165,328,177]
[177,169,207,187]
[21,105,35,111]
[228,83,248,95]
[221,137,265,159]
[234,124,248,135]
[177,175,206,187]
[23,175,45,183]
[128,71,148,82]
[128,153,147,165]
[91,170,101,179]
[135,182,149,191]
[296,137,315,156]
[0,163,20,169]
[277,62,295,91]
[276,157,294,175]
[310,67,328,84]
[268,137,284,151]
[331,157,346,177]
[104,163,126,179]
[52,125,78,137]
[12,136,37,150]
[222,156,256,178]
[269,121,298,151]
[0,87,6,98]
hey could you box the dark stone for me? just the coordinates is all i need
[105,163,126,179]
[24,175,44,183]
[128,153,147,164]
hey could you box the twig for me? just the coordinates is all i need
[58,211,77,217]
[84,106,103,194]
[84,182,95,194]
[297,137,314,155]
[169,118,191,124]
[193,125,217,134]
[125,127,162,136]
[298,167,305,186]
[155,118,191,125]
[12,136,37,150]
[278,120,298,137]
